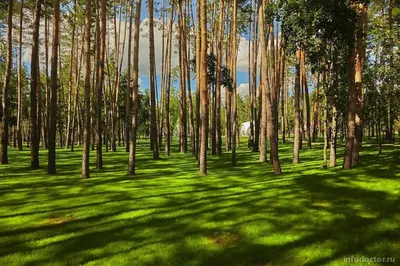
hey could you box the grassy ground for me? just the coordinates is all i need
[0,138,399,266]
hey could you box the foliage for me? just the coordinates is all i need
[190,53,233,92]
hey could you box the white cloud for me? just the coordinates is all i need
[221,83,251,105]
[236,36,251,73]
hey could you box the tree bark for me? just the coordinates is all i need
[16,0,24,151]
[30,0,42,169]
[164,6,173,156]
[215,0,224,156]
[82,0,92,178]
[124,0,133,153]
[43,0,49,149]
[231,0,238,165]
[184,1,195,156]
[261,0,281,174]
[258,2,268,163]
[330,67,339,167]
[312,74,320,142]
[199,0,208,176]
[301,49,312,150]
[178,1,187,154]
[128,0,142,175]
[48,0,60,174]
[96,0,106,168]
[352,3,368,165]
[293,48,301,164]
[0,0,13,164]
[148,0,160,159]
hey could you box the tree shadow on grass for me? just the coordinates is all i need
[0,142,399,265]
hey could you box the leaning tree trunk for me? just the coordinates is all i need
[0,0,13,164]
[48,0,60,174]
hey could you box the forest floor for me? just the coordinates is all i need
[0,138,399,266]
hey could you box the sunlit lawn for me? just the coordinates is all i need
[0,138,399,265]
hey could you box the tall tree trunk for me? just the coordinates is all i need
[96,0,106,168]
[48,0,60,174]
[301,49,312,150]
[281,54,287,144]
[43,0,49,149]
[30,0,42,169]
[231,0,238,165]
[148,0,160,159]
[215,0,224,156]
[185,0,195,156]
[330,65,339,167]
[195,0,201,161]
[111,0,124,152]
[262,0,281,174]
[199,0,208,176]
[125,0,133,153]
[352,3,368,165]
[293,48,301,164]
[323,104,328,169]
[164,6,174,156]
[248,4,254,149]
[17,0,24,151]
[82,0,92,178]
[58,46,64,148]
[258,1,268,163]
[159,0,166,152]
[312,74,320,142]
[66,0,77,149]
[128,0,142,175]
[344,1,367,169]
[178,0,187,154]
[252,1,259,152]
[0,0,13,164]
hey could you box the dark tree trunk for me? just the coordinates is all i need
[30,0,42,169]
[128,0,142,175]
[17,0,24,151]
[48,0,60,174]
[293,48,301,164]
[82,0,92,178]
[0,0,13,164]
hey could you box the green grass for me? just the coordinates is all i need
[0,138,399,266]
